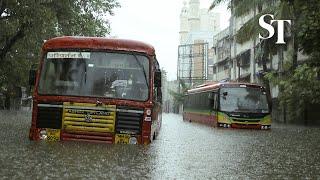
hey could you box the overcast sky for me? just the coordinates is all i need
[109,0,230,80]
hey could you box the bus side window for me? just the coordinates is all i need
[190,94,195,109]
[195,93,200,108]
[213,92,218,110]
[200,93,206,109]
[208,92,214,108]
[157,87,162,103]
[183,95,188,109]
[153,57,162,103]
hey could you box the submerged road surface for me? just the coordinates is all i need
[0,111,319,179]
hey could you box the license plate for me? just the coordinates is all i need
[46,129,60,141]
[115,134,130,144]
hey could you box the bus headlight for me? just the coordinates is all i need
[145,109,152,116]
[129,137,137,144]
[39,129,47,140]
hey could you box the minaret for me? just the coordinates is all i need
[188,0,200,32]
[179,1,189,44]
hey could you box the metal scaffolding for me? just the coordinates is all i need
[177,42,208,87]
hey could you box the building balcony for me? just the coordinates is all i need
[216,69,230,81]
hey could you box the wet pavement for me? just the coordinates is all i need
[0,110,319,179]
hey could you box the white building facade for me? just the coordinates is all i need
[179,0,220,46]
[178,0,221,85]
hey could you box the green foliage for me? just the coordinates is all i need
[266,62,320,122]
[169,80,190,106]
[235,9,276,44]
[265,1,320,122]
[209,0,230,10]
[295,0,320,55]
[52,0,120,36]
[0,0,120,106]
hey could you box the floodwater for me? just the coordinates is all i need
[0,110,319,179]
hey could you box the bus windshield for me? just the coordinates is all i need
[219,87,269,113]
[38,51,150,101]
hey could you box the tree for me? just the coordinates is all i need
[0,0,120,109]
[266,0,320,123]
[170,80,190,113]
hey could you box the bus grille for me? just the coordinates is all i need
[232,118,261,123]
[62,103,116,134]
[116,107,143,134]
[37,106,62,129]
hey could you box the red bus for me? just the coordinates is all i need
[28,36,162,144]
[183,82,271,129]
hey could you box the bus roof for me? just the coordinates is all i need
[42,36,155,56]
[187,82,265,94]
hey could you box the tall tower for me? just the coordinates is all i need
[179,1,189,44]
[188,0,200,32]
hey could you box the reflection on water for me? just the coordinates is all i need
[0,111,319,179]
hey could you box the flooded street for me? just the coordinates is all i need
[0,111,319,179]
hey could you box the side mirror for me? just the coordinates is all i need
[154,70,161,87]
[29,69,36,86]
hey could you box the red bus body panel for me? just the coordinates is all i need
[29,36,161,144]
